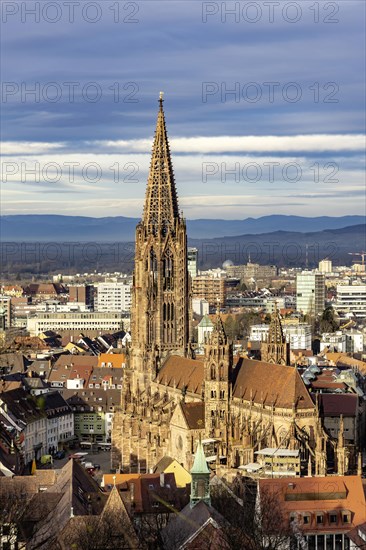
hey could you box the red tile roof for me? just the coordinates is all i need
[233,358,314,409]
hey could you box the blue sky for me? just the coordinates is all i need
[1,0,365,219]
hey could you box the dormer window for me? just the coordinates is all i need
[342,511,351,524]
[316,514,324,525]
[303,514,311,525]
[329,512,337,524]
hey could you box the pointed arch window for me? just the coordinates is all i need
[150,249,157,283]
[163,249,174,290]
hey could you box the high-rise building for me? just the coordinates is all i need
[187,247,198,278]
[296,272,325,316]
[335,285,366,318]
[130,93,190,374]
[191,276,225,308]
[319,259,332,273]
[68,284,94,307]
[96,282,132,313]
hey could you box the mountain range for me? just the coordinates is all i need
[0,214,364,241]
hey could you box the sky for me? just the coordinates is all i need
[1,0,365,220]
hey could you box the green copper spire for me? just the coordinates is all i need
[190,439,211,507]
[191,439,210,474]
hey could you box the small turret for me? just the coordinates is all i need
[190,438,211,507]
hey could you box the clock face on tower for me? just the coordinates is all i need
[176,435,183,450]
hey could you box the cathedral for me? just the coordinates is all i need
[111,95,354,477]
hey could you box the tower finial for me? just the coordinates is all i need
[159,91,164,101]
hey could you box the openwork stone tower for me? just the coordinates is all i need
[130,93,190,375]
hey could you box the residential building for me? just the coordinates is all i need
[191,276,225,308]
[68,283,94,307]
[258,476,366,550]
[187,247,198,278]
[64,388,120,443]
[335,285,366,318]
[319,258,333,273]
[95,282,132,313]
[0,296,11,328]
[296,271,325,315]
[0,388,47,464]
[192,297,209,317]
[251,323,312,350]
[44,392,74,452]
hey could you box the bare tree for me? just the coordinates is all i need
[62,509,140,550]
[0,482,32,549]
[211,480,301,550]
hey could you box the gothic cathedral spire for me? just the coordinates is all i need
[261,304,290,365]
[131,94,190,374]
[143,92,180,233]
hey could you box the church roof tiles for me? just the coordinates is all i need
[233,358,314,410]
[157,356,204,394]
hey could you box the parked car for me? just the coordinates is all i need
[53,450,66,460]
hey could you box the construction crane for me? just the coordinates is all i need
[348,252,366,267]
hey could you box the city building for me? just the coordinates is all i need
[335,285,366,318]
[250,323,312,351]
[225,262,277,284]
[258,476,366,550]
[192,297,209,317]
[44,392,74,452]
[191,276,225,308]
[319,258,333,273]
[0,388,47,465]
[95,281,132,313]
[0,296,12,328]
[187,247,198,278]
[68,283,94,307]
[27,312,125,336]
[296,271,325,316]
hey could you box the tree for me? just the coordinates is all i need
[319,306,339,334]
[0,482,37,549]
[62,509,140,550]
[210,479,302,550]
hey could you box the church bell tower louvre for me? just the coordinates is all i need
[130,93,190,374]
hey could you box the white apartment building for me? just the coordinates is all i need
[44,393,74,452]
[0,389,47,464]
[321,330,364,353]
[296,271,325,315]
[188,247,198,278]
[95,282,132,313]
[319,259,333,273]
[335,285,366,318]
[250,323,312,350]
[192,298,209,316]
[36,301,91,313]
[27,312,125,335]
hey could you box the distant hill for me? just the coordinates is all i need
[1,224,365,274]
[0,214,364,241]
[189,224,366,269]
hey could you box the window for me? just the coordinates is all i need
[316,514,324,524]
[329,513,337,524]
[303,515,310,525]
[342,513,350,524]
